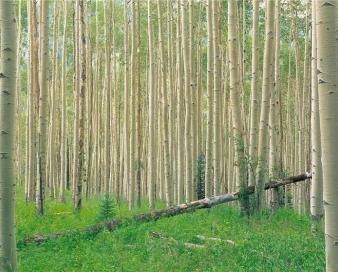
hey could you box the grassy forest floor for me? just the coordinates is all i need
[16,189,325,272]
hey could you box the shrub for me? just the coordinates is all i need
[98,194,117,222]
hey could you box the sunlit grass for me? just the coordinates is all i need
[16,188,325,271]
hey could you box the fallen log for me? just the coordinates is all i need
[18,173,311,246]
[264,172,312,190]
[195,235,235,246]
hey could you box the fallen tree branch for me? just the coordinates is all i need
[196,235,235,246]
[184,242,205,249]
[18,173,311,246]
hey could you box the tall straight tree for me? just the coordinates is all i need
[74,0,86,212]
[123,0,130,204]
[205,0,214,197]
[147,0,155,208]
[269,0,281,211]
[129,0,136,208]
[26,0,39,202]
[36,0,49,215]
[47,0,60,199]
[212,0,221,196]
[0,0,18,270]
[103,0,111,194]
[176,0,185,204]
[158,0,172,206]
[228,0,247,214]
[60,0,68,202]
[310,0,323,222]
[135,0,142,208]
[256,0,275,212]
[248,0,260,187]
[189,0,197,200]
[316,1,338,270]
[15,0,22,184]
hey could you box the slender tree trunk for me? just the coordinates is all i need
[310,0,323,222]
[123,0,130,205]
[176,0,185,204]
[135,0,142,208]
[158,0,172,206]
[248,0,260,187]
[0,0,18,269]
[316,2,338,270]
[74,0,86,212]
[15,0,22,185]
[167,0,176,203]
[60,0,68,202]
[104,0,111,194]
[256,0,275,212]
[48,0,60,200]
[205,0,214,197]
[189,0,197,200]
[269,0,281,212]
[36,0,49,215]
[212,0,222,196]
[148,0,156,209]
[113,1,121,200]
[28,0,39,202]
[228,0,248,215]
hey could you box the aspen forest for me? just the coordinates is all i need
[2,0,338,271]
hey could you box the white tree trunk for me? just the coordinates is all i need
[0,0,18,269]
[316,1,338,271]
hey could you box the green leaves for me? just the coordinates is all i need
[98,194,117,222]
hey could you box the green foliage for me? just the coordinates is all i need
[98,194,117,222]
[196,153,206,200]
[18,204,325,272]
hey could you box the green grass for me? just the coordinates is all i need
[17,191,325,271]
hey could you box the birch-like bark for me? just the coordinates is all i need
[15,0,22,185]
[147,0,155,209]
[205,0,214,197]
[212,0,221,196]
[60,0,68,202]
[0,0,18,269]
[36,0,49,215]
[176,0,185,204]
[316,2,338,270]
[228,0,247,214]
[123,0,130,204]
[47,0,59,199]
[256,0,275,212]
[157,0,172,206]
[310,0,323,221]
[189,0,197,200]
[104,0,111,194]
[269,0,281,212]
[74,0,86,212]
[248,0,260,187]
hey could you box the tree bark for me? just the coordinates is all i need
[205,0,214,197]
[316,2,338,271]
[248,0,260,187]
[60,0,68,202]
[256,0,275,212]
[0,0,18,269]
[310,0,323,221]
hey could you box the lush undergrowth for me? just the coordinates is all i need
[17,190,325,271]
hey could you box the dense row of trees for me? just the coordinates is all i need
[17,0,316,213]
[1,0,338,270]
